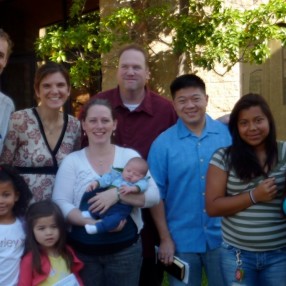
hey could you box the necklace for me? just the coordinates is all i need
[86,146,115,170]
[95,155,112,167]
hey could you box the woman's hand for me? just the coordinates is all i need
[88,188,118,214]
[252,177,277,203]
[109,219,127,232]
[86,181,99,192]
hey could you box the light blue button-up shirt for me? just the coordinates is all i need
[148,115,231,252]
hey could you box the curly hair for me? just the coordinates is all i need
[0,164,32,217]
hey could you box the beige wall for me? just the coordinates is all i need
[99,0,240,119]
[99,0,285,135]
[241,40,286,140]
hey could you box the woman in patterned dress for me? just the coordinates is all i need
[0,62,81,202]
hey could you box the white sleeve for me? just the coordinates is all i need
[143,172,160,208]
[52,153,78,218]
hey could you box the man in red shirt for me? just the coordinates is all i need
[91,43,177,286]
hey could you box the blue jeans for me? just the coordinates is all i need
[75,238,142,286]
[169,247,223,286]
[221,241,286,286]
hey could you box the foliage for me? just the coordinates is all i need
[35,0,102,93]
[35,0,286,91]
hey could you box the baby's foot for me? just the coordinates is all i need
[85,224,98,234]
[82,211,92,218]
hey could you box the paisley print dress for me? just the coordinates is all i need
[0,108,81,202]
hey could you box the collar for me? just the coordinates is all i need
[177,114,219,139]
[114,86,154,116]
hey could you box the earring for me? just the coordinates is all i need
[83,131,86,137]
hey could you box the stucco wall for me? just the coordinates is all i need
[99,0,240,119]
[241,40,286,140]
[99,0,284,129]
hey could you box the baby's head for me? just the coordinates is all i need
[122,157,148,183]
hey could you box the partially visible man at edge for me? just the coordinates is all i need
[84,43,178,286]
[0,28,15,154]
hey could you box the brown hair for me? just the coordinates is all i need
[34,62,70,92]
[81,98,116,121]
[118,43,149,68]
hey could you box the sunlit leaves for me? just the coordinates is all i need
[35,0,286,89]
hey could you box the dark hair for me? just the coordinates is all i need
[0,164,32,217]
[80,98,116,121]
[24,200,73,274]
[170,74,206,99]
[227,93,277,180]
[118,43,149,68]
[0,28,13,58]
[34,62,70,92]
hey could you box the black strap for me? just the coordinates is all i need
[16,166,58,175]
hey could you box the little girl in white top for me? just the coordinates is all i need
[0,164,32,286]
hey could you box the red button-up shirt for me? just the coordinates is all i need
[94,87,177,159]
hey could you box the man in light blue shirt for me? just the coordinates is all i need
[0,29,15,154]
[148,74,231,286]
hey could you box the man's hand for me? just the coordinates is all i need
[158,237,175,266]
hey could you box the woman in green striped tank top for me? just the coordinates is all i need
[206,93,286,286]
